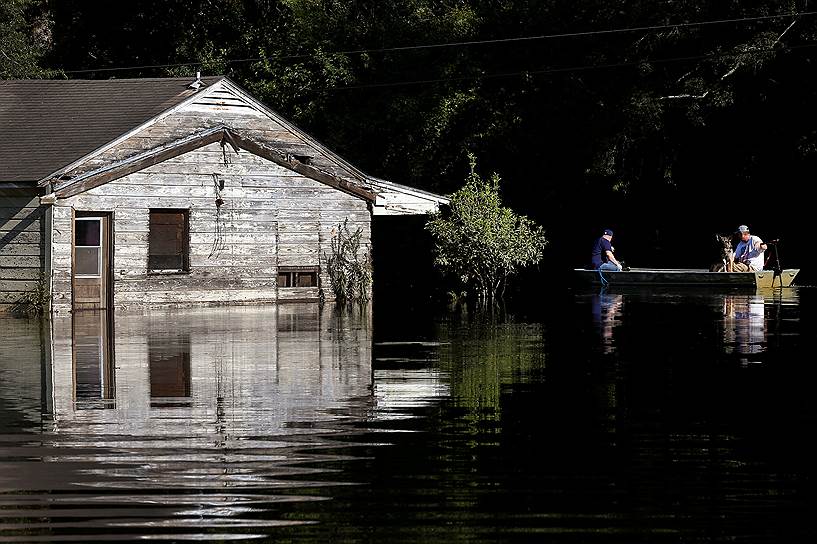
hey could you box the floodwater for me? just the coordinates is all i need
[1,288,815,542]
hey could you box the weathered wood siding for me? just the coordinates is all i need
[0,188,45,313]
[62,82,366,185]
[52,142,371,313]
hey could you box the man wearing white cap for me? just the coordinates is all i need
[734,225,767,271]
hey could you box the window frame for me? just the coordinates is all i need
[277,266,320,288]
[148,209,191,275]
[74,217,103,278]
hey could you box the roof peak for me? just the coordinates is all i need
[0,76,225,84]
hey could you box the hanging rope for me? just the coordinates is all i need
[209,173,226,258]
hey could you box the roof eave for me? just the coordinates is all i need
[0,181,40,189]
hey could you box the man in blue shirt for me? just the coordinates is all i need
[591,229,623,271]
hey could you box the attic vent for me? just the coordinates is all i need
[194,88,256,110]
[183,86,263,117]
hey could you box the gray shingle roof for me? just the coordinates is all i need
[0,77,222,183]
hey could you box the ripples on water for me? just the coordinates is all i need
[1,289,816,542]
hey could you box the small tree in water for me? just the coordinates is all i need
[426,154,547,303]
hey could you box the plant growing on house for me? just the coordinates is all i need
[12,273,48,317]
[426,153,547,303]
[324,219,372,305]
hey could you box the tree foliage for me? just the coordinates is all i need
[0,0,52,78]
[4,1,817,273]
[7,1,817,196]
[426,154,547,302]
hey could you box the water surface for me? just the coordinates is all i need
[1,289,815,542]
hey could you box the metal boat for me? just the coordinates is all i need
[574,267,799,288]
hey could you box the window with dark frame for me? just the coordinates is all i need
[148,210,189,272]
[277,267,319,288]
[74,217,102,277]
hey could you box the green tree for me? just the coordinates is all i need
[0,0,52,79]
[46,0,258,77]
[426,154,547,303]
[585,0,817,195]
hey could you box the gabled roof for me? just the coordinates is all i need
[0,76,222,183]
[49,125,377,202]
[3,76,449,214]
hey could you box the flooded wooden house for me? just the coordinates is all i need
[0,77,447,314]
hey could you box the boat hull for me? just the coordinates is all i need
[574,268,777,288]
[773,269,800,288]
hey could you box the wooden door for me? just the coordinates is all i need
[72,213,112,310]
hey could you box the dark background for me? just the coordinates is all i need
[4,1,815,293]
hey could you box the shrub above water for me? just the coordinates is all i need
[426,154,547,303]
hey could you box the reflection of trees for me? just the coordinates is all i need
[437,311,545,422]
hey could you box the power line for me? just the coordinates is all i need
[292,10,817,56]
[61,11,816,75]
[329,42,817,91]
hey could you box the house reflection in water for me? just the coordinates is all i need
[71,310,116,408]
[50,303,373,431]
[16,303,374,538]
[149,333,191,408]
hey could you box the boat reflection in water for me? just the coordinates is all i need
[591,289,624,354]
[720,288,799,362]
[15,303,374,540]
[722,294,766,358]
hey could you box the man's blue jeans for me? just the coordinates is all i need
[598,262,621,272]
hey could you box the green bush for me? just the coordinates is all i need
[426,154,547,302]
[324,219,372,306]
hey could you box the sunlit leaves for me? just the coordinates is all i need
[426,154,547,302]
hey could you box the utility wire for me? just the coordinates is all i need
[330,42,817,90]
[61,10,816,75]
[297,10,817,55]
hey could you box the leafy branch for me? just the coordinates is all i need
[324,219,372,306]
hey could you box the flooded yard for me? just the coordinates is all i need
[1,289,816,542]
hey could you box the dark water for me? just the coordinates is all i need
[1,289,815,542]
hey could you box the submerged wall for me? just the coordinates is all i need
[0,188,46,315]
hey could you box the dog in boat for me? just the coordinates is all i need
[710,234,751,272]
